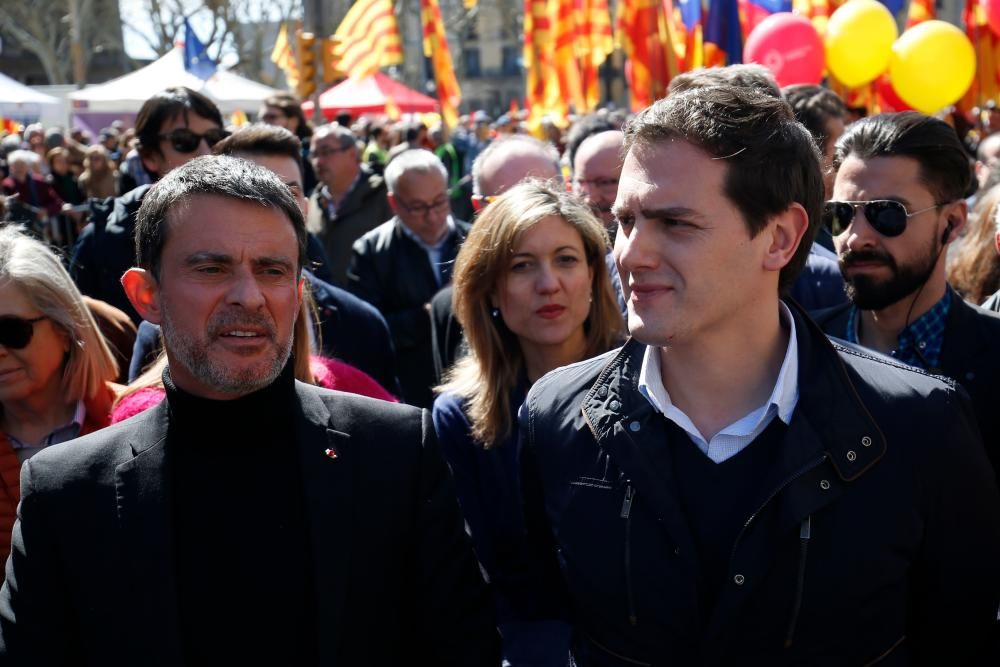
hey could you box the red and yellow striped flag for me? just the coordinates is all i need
[616,0,669,111]
[524,0,554,131]
[960,0,1000,111]
[906,0,935,27]
[576,0,615,110]
[421,0,462,127]
[333,0,404,81]
[552,0,586,114]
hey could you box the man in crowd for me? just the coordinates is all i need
[0,155,499,664]
[128,124,400,395]
[519,85,1000,663]
[307,123,392,287]
[71,87,226,323]
[348,149,469,407]
[566,114,623,234]
[782,84,848,252]
[813,111,1000,479]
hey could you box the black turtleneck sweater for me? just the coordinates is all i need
[163,363,317,664]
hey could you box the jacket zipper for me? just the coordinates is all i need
[727,454,826,650]
[784,515,812,648]
[621,484,638,627]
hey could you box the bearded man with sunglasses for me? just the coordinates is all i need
[70,87,227,325]
[346,149,470,407]
[813,112,1000,480]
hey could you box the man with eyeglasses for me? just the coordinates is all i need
[565,115,624,234]
[70,87,227,324]
[812,111,1000,480]
[347,149,470,407]
[306,123,392,287]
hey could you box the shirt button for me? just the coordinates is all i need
[918,341,927,349]
[609,400,620,411]
[629,421,641,432]
[820,479,831,490]
[734,574,745,586]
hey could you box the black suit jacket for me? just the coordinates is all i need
[812,288,1000,481]
[0,383,499,665]
[347,218,471,408]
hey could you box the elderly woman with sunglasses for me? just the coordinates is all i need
[0,225,120,566]
[433,181,624,665]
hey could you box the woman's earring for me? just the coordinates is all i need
[491,307,500,319]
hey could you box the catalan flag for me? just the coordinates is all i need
[270,23,299,89]
[616,0,667,111]
[421,0,462,127]
[575,0,615,111]
[524,0,558,129]
[333,0,404,81]
[960,0,1000,110]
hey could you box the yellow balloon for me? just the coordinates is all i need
[825,0,898,88]
[889,21,976,114]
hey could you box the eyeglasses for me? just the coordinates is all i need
[158,127,229,154]
[312,144,353,159]
[396,197,450,216]
[575,177,619,190]
[823,199,943,238]
[0,315,47,350]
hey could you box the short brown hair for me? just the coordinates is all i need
[214,124,302,169]
[624,84,823,292]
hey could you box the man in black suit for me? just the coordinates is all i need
[347,149,471,407]
[812,111,1000,480]
[0,155,499,665]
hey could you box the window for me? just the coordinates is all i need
[501,45,520,76]
[464,48,481,78]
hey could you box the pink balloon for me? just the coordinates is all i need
[987,0,1000,36]
[744,13,825,87]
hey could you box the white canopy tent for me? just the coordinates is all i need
[68,48,278,114]
[0,71,60,121]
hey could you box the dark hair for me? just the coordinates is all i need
[834,112,971,204]
[668,64,781,99]
[264,93,313,140]
[624,85,823,291]
[335,110,352,128]
[213,124,302,172]
[782,84,846,151]
[564,114,620,173]
[135,155,307,278]
[135,88,224,173]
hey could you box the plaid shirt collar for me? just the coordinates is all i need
[846,289,951,371]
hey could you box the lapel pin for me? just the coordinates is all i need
[324,448,339,460]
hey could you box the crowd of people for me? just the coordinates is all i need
[0,64,999,664]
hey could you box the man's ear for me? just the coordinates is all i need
[942,199,968,240]
[139,147,163,178]
[387,192,401,216]
[762,203,809,275]
[121,268,163,324]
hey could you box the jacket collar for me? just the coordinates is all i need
[113,382,353,663]
[582,301,886,485]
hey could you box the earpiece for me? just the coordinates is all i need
[940,221,954,245]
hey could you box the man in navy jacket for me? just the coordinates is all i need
[518,82,1000,665]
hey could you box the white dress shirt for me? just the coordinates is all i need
[637,303,799,463]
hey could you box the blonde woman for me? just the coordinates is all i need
[433,180,624,663]
[0,224,119,565]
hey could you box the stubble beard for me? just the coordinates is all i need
[159,306,294,396]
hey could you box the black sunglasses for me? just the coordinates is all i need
[158,127,229,154]
[0,315,47,350]
[824,200,942,238]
